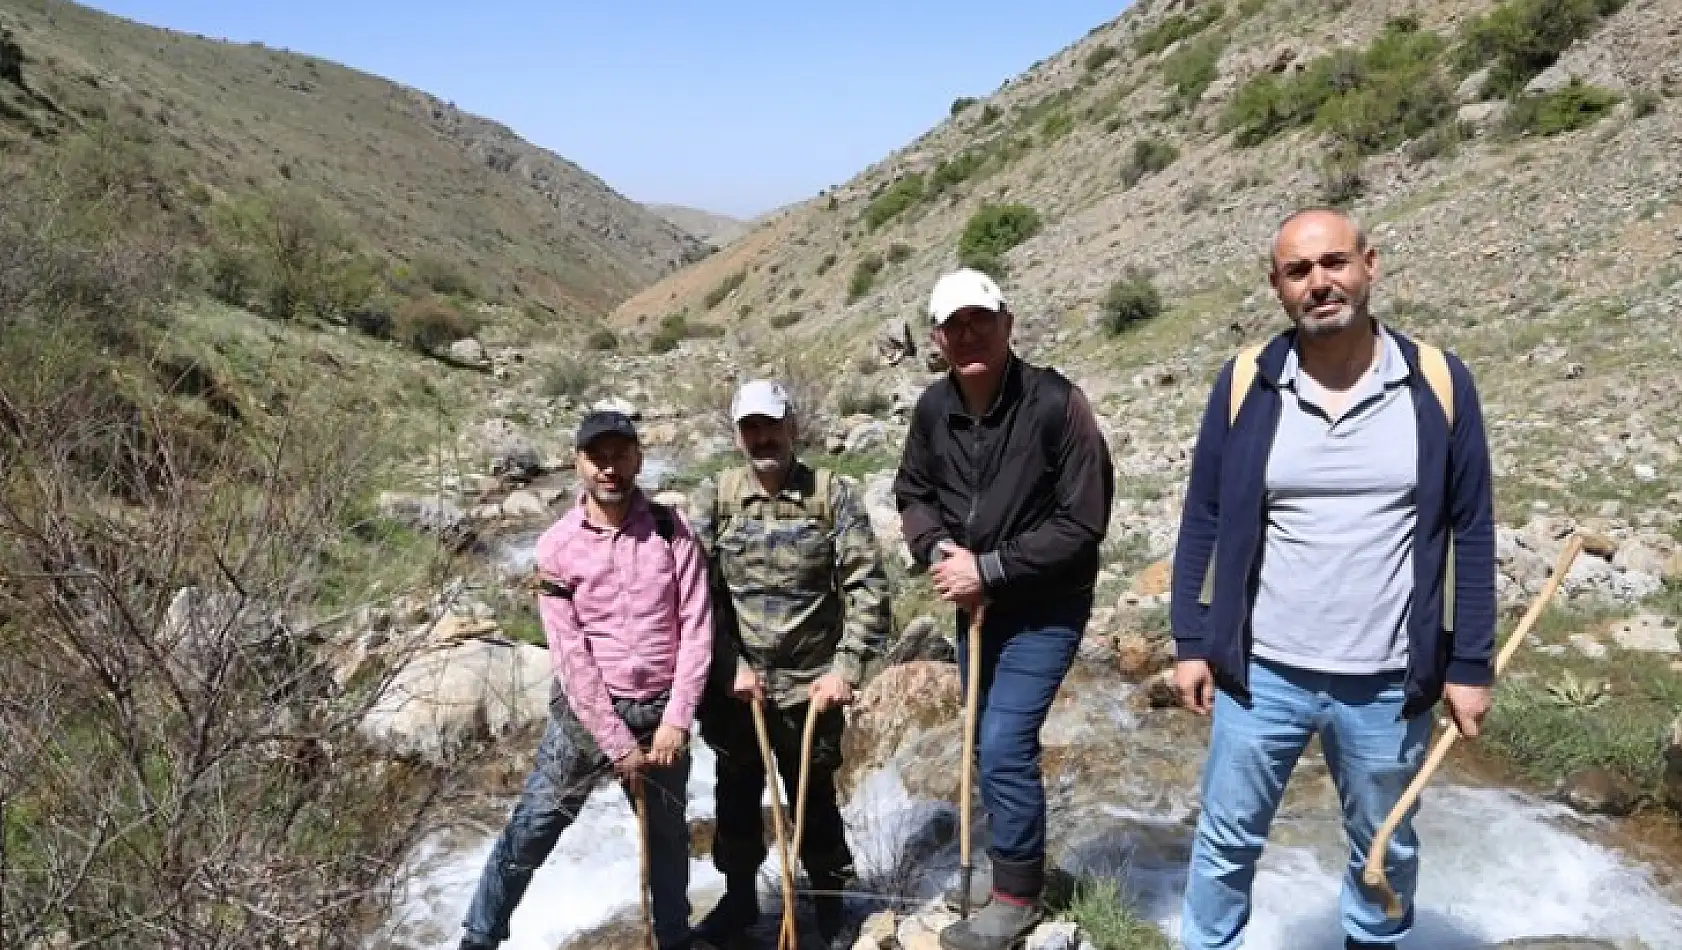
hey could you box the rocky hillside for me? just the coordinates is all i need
[0,0,707,318]
[610,0,1681,538]
[646,202,753,249]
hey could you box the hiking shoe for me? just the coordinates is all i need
[937,896,1043,950]
[458,937,496,950]
[942,863,993,913]
[694,878,759,945]
[1345,940,1394,949]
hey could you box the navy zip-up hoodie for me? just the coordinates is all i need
[1169,327,1496,718]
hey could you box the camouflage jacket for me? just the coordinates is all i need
[689,460,891,708]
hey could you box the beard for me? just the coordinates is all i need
[1294,291,1366,337]
[587,479,631,506]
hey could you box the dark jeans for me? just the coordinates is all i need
[462,694,691,949]
[954,597,1089,900]
[699,696,855,888]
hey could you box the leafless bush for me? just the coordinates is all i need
[0,376,464,949]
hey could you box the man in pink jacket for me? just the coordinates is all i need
[459,410,713,950]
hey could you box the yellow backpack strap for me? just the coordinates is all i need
[1201,343,1266,606]
[1228,343,1265,426]
[1417,342,1454,426]
[1415,342,1458,632]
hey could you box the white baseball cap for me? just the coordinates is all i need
[730,379,791,422]
[927,268,1006,326]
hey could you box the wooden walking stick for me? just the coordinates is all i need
[633,782,655,950]
[752,697,800,948]
[1362,533,1583,919]
[778,699,823,950]
[958,603,987,920]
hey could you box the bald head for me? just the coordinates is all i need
[1269,209,1368,273]
[1267,207,1378,338]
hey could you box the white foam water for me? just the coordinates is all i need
[375,743,724,950]
[381,759,1682,950]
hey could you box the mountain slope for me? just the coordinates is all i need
[614,0,1682,524]
[645,203,751,249]
[0,0,707,317]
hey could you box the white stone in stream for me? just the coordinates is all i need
[1025,921,1082,950]
[360,640,549,763]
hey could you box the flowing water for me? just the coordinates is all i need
[376,450,1682,948]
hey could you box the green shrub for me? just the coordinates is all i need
[408,252,476,297]
[1163,35,1226,111]
[837,390,892,417]
[769,311,804,329]
[1085,45,1119,71]
[961,251,1008,279]
[1501,81,1620,136]
[788,286,805,300]
[959,204,1042,272]
[1135,3,1226,55]
[816,252,838,276]
[1101,269,1163,334]
[951,96,979,115]
[847,253,886,303]
[1067,879,1171,949]
[865,174,925,230]
[394,294,479,352]
[542,358,591,398]
[1318,149,1367,205]
[1041,111,1075,143]
[929,151,985,196]
[887,243,914,264]
[980,103,1003,124]
[1121,137,1180,188]
[702,269,746,309]
[1457,0,1626,99]
[207,189,378,321]
[1225,17,1452,154]
[587,327,619,350]
[1405,120,1468,162]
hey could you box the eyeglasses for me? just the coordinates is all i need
[937,309,1002,341]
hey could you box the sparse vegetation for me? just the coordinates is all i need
[1318,149,1367,206]
[1121,137,1180,188]
[702,269,746,309]
[394,294,480,352]
[1501,81,1621,136]
[1101,269,1164,335]
[887,242,914,264]
[1457,0,1628,99]
[1085,45,1119,71]
[838,390,892,417]
[1042,110,1075,143]
[1163,35,1226,112]
[848,253,886,302]
[1225,17,1454,155]
[1135,2,1226,56]
[980,103,1003,124]
[587,327,619,350]
[206,188,381,322]
[959,203,1042,275]
[770,311,804,329]
[542,356,592,398]
[951,96,979,115]
[929,151,985,196]
[816,252,838,276]
[1631,88,1661,118]
[1065,878,1173,949]
[865,174,926,230]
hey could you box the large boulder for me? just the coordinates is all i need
[376,491,475,551]
[360,639,550,764]
[863,473,912,567]
[839,661,961,799]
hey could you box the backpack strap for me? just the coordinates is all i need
[649,501,676,545]
[1415,341,1457,632]
[1228,342,1266,426]
[808,466,836,529]
[1416,342,1454,426]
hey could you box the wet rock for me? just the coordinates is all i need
[839,661,961,798]
[1551,767,1642,817]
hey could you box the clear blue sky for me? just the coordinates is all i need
[83,1,1127,219]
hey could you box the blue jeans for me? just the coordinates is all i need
[463,697,691,949]
[954,598,1088,898]
[1180,659,1431,949]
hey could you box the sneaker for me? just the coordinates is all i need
[458,937,496,950]
[937,896,1043,950]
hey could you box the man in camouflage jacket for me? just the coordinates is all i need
[689,379,891,948]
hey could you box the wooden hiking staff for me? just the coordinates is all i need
[633,783,655,950]
[778,700,823,950]
[1362,533,1583,919]
[751,697,800,948]
[958,603,987,920]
